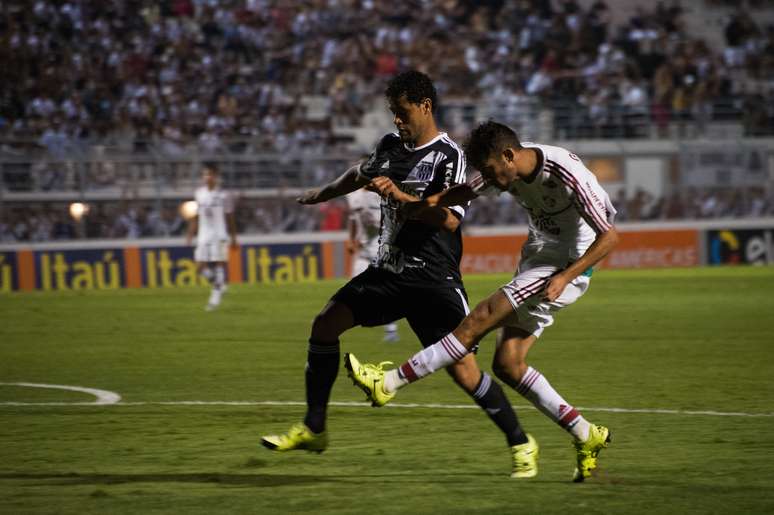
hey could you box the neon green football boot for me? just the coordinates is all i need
[510,434,539,478]
[344,353,395,407]
[261,422,328,453]
[572,424,611,482]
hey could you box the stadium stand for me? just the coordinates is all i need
[1,0,772,241]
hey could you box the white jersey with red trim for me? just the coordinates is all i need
[346,188,381,260]
[195,186,233,243]
[471,142,616,265]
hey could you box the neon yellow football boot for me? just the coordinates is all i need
[344,353,395,407]
[572,424,611,482]
[261,422,328,453]
[510,433,539,478]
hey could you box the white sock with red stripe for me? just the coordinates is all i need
[516,366,591,441]
[383,333,468,393]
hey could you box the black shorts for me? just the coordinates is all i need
[332,266,470,347]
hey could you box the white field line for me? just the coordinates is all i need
[0,382,121,405]
[0,389,772,418]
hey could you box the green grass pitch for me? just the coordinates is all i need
[1,267,773,514]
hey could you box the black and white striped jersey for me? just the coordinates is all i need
[358,131,467,288]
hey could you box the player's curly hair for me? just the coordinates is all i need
[385,70,438,112]
[464,121,523,170]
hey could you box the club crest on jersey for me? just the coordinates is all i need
[407,156,436,183]
[533,214,561,235]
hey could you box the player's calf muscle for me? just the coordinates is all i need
[493,357,528,387]
[446,357,482,392]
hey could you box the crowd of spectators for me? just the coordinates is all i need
[1,0,773,159]
[1,0,772,243]
[2,186,772,243]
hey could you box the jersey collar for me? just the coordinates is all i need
[522,146,545,184]
[404,132,447,152]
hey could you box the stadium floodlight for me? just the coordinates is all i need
[180,200,198,220]
[69,202,89,221]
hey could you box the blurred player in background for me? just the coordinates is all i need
[186,163,237,311]
[345,188,399,342]
[347,121,619,481]
[262,71,534,478]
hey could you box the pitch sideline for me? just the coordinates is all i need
[0,382,772,418]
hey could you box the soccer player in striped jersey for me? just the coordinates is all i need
[346,121,619,481]
[186,163,237,311]
[262,72,534,478]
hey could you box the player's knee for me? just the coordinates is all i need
[309,302,353,340]
[310,311,338,340]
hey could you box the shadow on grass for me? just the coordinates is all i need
[0,472,335,487]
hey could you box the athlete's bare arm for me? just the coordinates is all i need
[185,216,198,245]
[297,164,370,205]
[402,183,478,216]
[543,226,620,301]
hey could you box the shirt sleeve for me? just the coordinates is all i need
[467,171,500,198]
[437,150,469,218]
[357,133,401,179]
[546,158,615,233]
[570,173,615,233]
[223,191,235,215]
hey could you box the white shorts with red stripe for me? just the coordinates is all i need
[500,263,590,338]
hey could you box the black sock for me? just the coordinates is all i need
[471,372,528,446]
[303,339,340,434]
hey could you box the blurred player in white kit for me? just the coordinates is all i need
[346,188,399,342]
[186,162,237,311]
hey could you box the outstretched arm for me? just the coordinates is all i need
[185,216,198,245]
[403,183,478,213]
[297,164,370,205]
[369,177,466,232]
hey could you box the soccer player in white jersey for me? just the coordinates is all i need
[346,121,620,482]
[186,163,237,311]
[346,188,399,342]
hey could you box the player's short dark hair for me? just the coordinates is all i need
[202,161,220,174]
[464,121,523,170]
[385,70,438,112]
